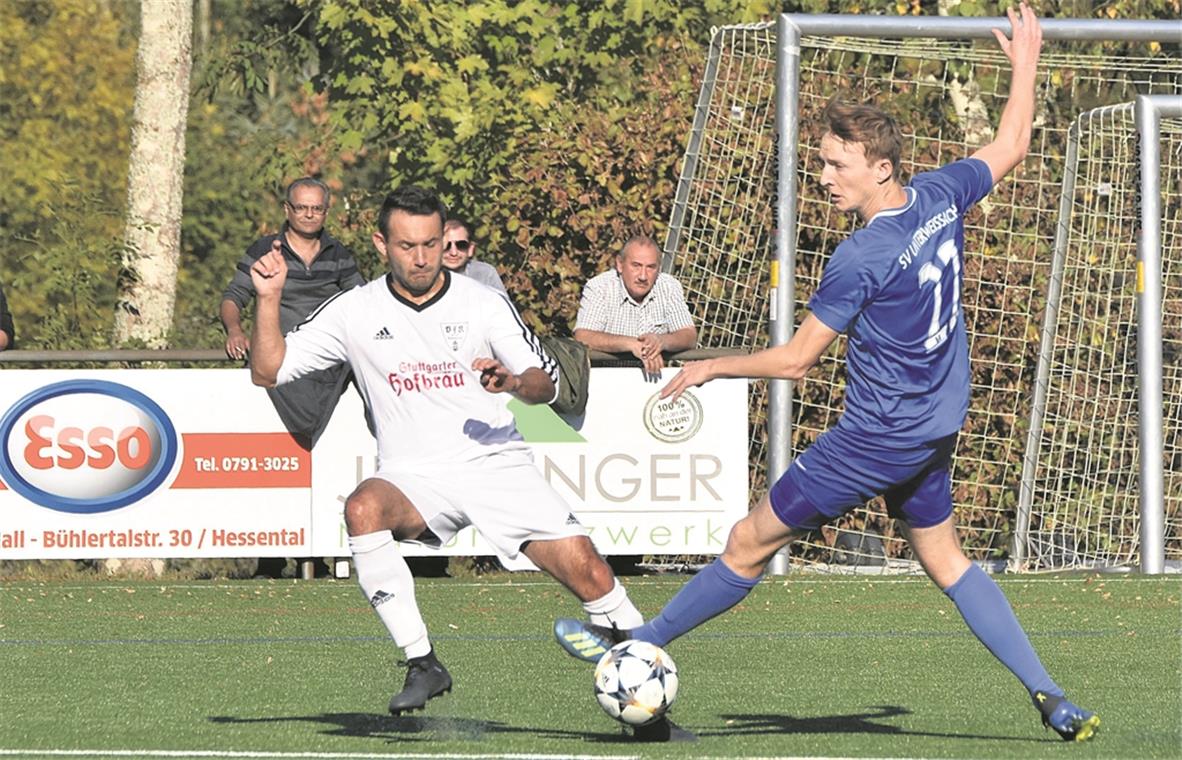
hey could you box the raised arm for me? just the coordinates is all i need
[971,2,1043,184]
[248,246,289,387]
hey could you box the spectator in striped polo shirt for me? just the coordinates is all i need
[220,177,366,449]
[574,234,697,380]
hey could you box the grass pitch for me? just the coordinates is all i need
[1,573,1179,759]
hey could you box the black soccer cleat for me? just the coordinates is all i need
[1032,690,1100,742]
[632,715,697,743]
[553,618,629,663]
[388,649,452,715]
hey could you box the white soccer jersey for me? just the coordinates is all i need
[276,271,558,469]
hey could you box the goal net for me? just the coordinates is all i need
[665,23,1181,571]
[1021,103,1182,569]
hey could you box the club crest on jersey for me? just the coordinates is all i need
[441,322,469,351]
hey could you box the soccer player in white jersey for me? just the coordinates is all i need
[557,5,1099,742]
[248,186,644,717]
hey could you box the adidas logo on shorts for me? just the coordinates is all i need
[374,326,394,340]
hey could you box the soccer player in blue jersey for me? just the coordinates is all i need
[557,3,1099,743]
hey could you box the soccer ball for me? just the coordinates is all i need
[592,639,679,726]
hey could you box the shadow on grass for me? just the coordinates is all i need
[209,712,630,744]
[707,705,1038,742]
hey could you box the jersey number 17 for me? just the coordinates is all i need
[917,239,961,352]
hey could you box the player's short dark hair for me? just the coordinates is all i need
[285,177,331,206]
[378,186,448,237]
[822,99,903,182]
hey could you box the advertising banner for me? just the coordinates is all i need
[0,368,747,559]
[310,368,749,557]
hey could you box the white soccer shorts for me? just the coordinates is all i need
[374,453,587,559]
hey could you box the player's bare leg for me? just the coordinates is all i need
[527,535,644,657]
[523,535,618,601]
[344,478,452,715]
[906,516,1099,741]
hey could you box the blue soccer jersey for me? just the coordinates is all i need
[807,158,994,445]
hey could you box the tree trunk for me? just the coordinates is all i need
[196,0,211,57]
[114,0,193,348]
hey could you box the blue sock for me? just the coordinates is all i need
[632,557,761,647]
[945,563,1061,697]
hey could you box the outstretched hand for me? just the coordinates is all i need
[992,2,1042,72]
[659,360,714,402]
[250,240,288,297]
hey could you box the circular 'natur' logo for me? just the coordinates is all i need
[643,391,703,444]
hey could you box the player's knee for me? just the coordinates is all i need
[343,489,382,534]
[552,538,615,596]
[587,555,618,594]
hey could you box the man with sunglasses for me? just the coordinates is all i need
[220,177,366,450]
[441,218,507,294]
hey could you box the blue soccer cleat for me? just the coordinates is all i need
[1033,691,1100,742]
[553,618,627,663]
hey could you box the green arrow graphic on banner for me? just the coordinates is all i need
[507,399,586,443]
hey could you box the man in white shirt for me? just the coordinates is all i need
[247,186,643,716]
[575,235,697,378]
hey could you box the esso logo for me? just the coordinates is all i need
[0,380,179,513]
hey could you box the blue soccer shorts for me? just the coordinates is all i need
[769,425,959,531]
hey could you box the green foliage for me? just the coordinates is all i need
[300,0,788,333]
[193,0,320,100]
[483,57,695,332]
[0,0,137,349]
[308,0,772,222]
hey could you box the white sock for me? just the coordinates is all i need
[349,531,431,659]
[583,578,644,629]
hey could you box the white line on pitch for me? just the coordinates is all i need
[0,751,643,760]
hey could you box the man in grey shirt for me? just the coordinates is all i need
[442,218,507,293]
[220,177,365,448]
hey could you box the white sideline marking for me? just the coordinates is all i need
[3,574,1172,594]
[0,751,645,760]
[0,753,929,760]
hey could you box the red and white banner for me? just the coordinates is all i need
[0,368,748,559]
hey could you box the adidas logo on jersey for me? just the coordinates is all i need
[370,590,395,608]
[374,326,394,340]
